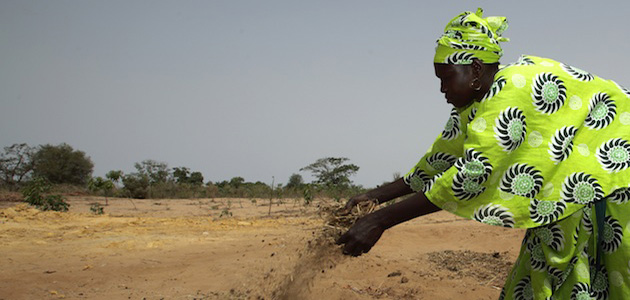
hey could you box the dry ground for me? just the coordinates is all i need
[0,196,525,299]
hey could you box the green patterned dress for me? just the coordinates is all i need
[405,55,630,300]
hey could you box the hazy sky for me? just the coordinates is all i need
[2,1,630,188]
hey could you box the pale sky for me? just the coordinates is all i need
[2,1,630,188]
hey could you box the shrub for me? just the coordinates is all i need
[31,143,93,186]
[121,174,150,199]
[22,177,70,211]
[89,202,104,215]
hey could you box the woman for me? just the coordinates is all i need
[337,8,630,300]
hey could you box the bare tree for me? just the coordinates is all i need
[0,143,35,189]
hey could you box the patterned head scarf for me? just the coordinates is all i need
[433,8,509,65]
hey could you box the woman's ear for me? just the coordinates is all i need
[471,59,484,77]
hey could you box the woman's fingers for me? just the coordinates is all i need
[336,231,350,244]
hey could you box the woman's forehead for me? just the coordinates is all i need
[434,63,468,76]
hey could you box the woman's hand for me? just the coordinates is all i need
[336,192,441,256]
[336,213,384,256]
[339,193,377,215]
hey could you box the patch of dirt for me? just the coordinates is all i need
[427,250,514,286]
[0,191,22,203]
[0,197,525,299]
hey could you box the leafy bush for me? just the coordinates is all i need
[32,143,93,186]
[22,177,70,211]
[89,202,104,215]
[121,174,150,199]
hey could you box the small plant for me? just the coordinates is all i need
[22,177,70,212]
[303,187,312,205]
[218,200,233,217]
[219,207,233,218]
[89,202,104,215]
[88,177,114,205]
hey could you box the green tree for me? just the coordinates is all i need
[88,177,115,205]
[300,157,359,187]
[32,143,94,185]
[0,143,35,189]
[229,176,245,189]
[172,167,190,184]
[134,160,169,184]
[122,173,150,199]
[106,170,123,184]
[173,167,204,186]
[189,171,204,186]
[285,173,304,189]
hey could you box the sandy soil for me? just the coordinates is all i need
[0,196,525,299]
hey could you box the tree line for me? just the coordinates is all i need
[0,143,366,200]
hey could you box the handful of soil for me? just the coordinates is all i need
[319,199,378,242]
[273,199,378,299]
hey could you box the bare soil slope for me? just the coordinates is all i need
[0,197,524,299]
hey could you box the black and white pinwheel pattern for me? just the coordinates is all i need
[584,92,616,130]
[601,215,623,253]
[608,187,630,205]
[403,169,431,193]
[513,276,534,300]
[613,81,630,97]
[450,42,486,51]
[500,163,544,198]
[426,152,458,172]
[473,204,514,228]
[561,172,604,205]
[468,107,478,123]
[590,267,609,300]
[534,224,565,251]
[441,108,462,140]
[452,149,493,200]
[494,106,527,152]
[596,138,630,173]
[570,282,591,300]
[444,51,476,65]
[582,206,593,234]
[515,56,535,66]
[527,236,547,271]
[481,76,507,102]
[548,126,578,163]
[561,63,594,81]
[531,73,567,114]
[529,199,566,224]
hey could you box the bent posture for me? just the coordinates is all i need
[338,8,630,300]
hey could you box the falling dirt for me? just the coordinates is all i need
[272,200,375,299]
[0,196,525,299]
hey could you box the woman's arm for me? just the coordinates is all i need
[342,178,414,213]
[337,191,441,256]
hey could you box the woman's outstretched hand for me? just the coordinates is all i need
[336,213,384,256]
[338,193,376,216]
[336,192,441,257]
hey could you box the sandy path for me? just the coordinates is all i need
[0,197,525,299]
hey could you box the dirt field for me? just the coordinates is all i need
[0,196,525,299]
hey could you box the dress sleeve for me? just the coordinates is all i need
[403,106,476,193]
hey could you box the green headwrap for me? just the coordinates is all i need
[433,8,509,65]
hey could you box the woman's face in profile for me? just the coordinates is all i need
[434,63,476,108]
